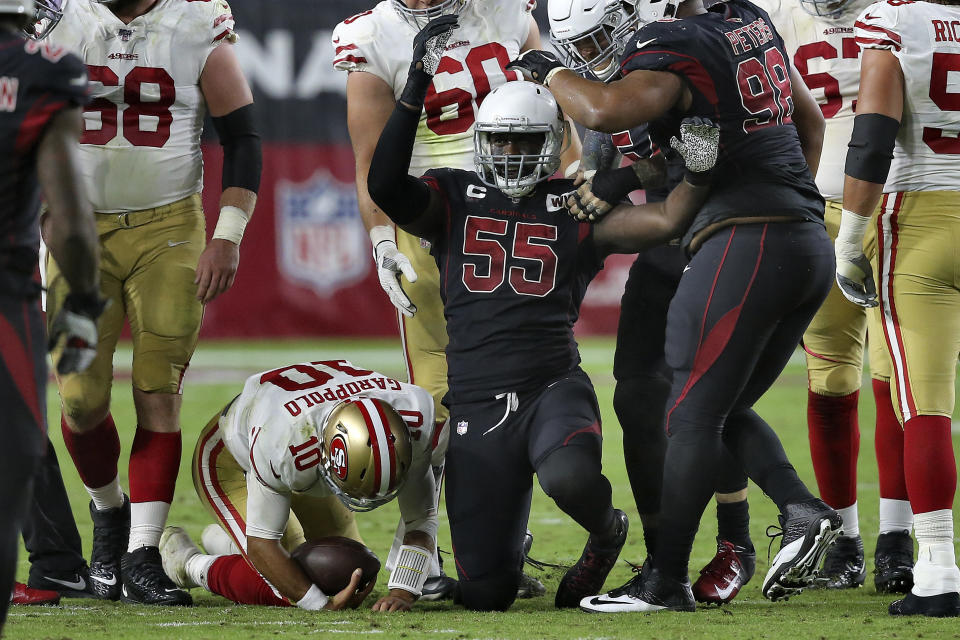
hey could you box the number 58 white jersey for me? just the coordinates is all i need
[332,0,535,177]
[48,0,236,213]
[855,0,960,192]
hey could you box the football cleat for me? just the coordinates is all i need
[875,530,915,594]
[555,509,628,608]
[517,572,547,599]
[121,546,193,606]
[580,562,695,613]
[200,523,240,556]
[761,499,843,602]
[420,573,458,602]
[88,496,130,600]
[889,592,960,618]
[11,582,61,606]
[692,538,756,604]
[815,534,866,589]
[27,568,94,599]
[159,527,201,590]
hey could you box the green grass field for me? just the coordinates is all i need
[8,338,960,640]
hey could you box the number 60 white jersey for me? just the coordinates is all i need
[219,360,439,498]
[855,0,960,193]
[332,0,535,177]
[48,0,236,213]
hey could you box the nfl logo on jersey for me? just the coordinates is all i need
[276,170,369,296]
[456,420,468,436]
[117,28,133,41]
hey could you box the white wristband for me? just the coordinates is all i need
[369,224,395,249]
[295,584,329,611]
[212,205,250,246]
[544,65,569,87]
[835,208,871,261]
[387,545,431,597]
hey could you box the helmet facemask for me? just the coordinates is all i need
[392,0,470,29]
[475,127,563,198]
[550,1,639,82]
[798,0,870,19]
[24,0,62,40]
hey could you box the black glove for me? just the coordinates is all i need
[668,116,720,187]
[48,291,108,375]
[566,165,642,222]
[399,15,459,109]
[506,50,567,86]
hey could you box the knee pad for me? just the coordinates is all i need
[613,375,671,442]
[457,568,521,611]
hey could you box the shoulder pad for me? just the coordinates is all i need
[854,1,903,51]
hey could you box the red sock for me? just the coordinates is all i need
[806,390,860,509]
[61,414,121,488]
[873,379,908,500]
[207,555,291,606]
[128,427,181,503]
[903,414,956,514]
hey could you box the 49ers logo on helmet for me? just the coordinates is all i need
[329,434,349,481]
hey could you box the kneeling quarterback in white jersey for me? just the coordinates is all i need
[161,360,443,613]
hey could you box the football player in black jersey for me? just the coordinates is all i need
[511,0,842,612]
[548,0,757,605]
[366,16,721,612]
[0,0,103,630]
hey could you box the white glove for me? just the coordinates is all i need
[834,209,878,308]
[48,293,104,375]
[371,227,418,318]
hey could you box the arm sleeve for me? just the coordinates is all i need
[244,472,291,541]
[366,103,435,225]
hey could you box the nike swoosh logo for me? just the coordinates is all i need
[164,588,182,593]
[864,12,879,19]
[44,575,86,590]
[636,38,657,50]
[167,240,190,247]
[269,461,282,480]
[91,574,118,586]
[715,581,737,599]
[683,265,692,273]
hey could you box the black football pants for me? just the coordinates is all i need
[0,294,47,629]
[654,222,834,580]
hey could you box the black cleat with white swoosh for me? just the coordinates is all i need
[121,546,193,606]
[88,496,130,600]
[580,564,695,613]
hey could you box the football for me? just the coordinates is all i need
[291,536,381,595]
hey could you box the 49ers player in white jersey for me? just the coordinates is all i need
[835,0,960,617]
[43,0,260,606]
[159,360,443,613]
[333,0,579,599]
[755,0,915,594]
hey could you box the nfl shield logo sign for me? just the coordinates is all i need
[456,420,468,436]
[276,170,368,296]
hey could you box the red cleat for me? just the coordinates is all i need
[11,582,61,606]
[692,538,756,604]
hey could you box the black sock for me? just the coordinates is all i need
[716,500,752,550]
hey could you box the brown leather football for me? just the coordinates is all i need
[291,536,381,595]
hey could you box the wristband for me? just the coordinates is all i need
[369,225,395,249]
[683,169,711,188]
[544,65,569,87]
[296,583,329,610]
[835,208,871,261]
[387,545,430,597]
[212,205,250,245]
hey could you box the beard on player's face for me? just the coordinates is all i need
[102,0,143,12]
[404,0,448,8]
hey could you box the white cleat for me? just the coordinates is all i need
[201,523,241,556]
[159,527,202,590]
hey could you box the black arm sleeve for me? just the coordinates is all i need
[211,103,262,193]
[367,103,433,225]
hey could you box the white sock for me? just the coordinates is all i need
[913,510,959,596]
[184,553,216,591]
[86,477,125,511]
[836,503,860,538]
[128,501,171,551]
[879,498,914,534]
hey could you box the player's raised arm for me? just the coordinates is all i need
[592,118,718,253]
[196,40,261,304]
[366,17,458,239]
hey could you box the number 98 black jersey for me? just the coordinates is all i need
[621,0,824,241]
[422,168,604,404]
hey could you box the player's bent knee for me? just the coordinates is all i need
[458,570,521,611]
[131,333,198,393]
[807,362,862,397]
[59,378,112,428]
[537,445,601,503]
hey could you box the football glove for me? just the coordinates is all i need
[373,239,419,317]
[48,291,107,375]
[835,253,878,308]
[566,167,642,222]
[506,50,568,86]
[669,117,720,186]
[400,15,459,108]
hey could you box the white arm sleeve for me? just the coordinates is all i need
[244,472,292,541]
[396,461,438,541]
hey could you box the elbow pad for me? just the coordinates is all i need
[212,104,262,193]
[844,113,899,184]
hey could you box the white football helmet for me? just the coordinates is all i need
[392,0,470,29]
[474,81,566,199]
[0,0,61,40]
[798,0,872,19]
[548,0,676,81]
